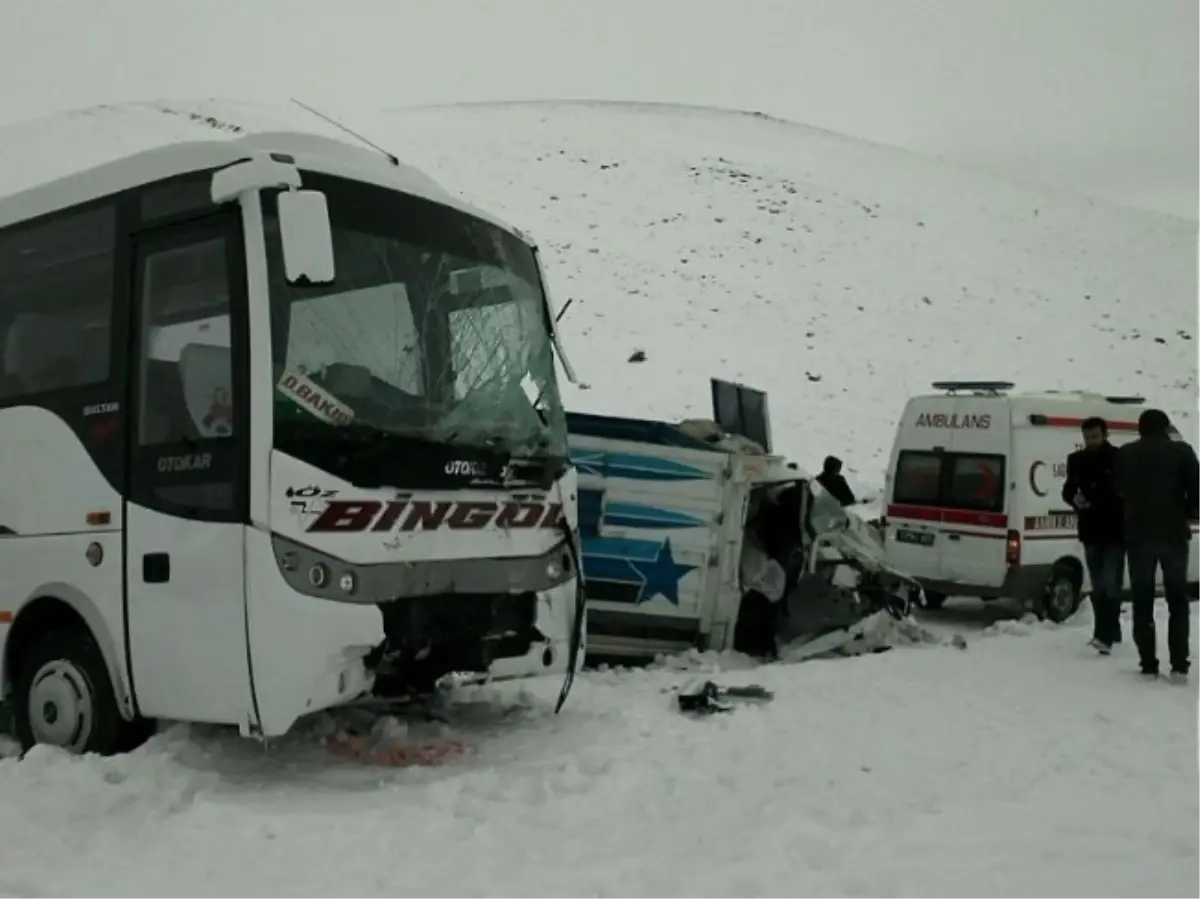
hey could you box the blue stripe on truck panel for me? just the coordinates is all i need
[577,491,707,535]
[570,449,712,482]
[603,501,705,530]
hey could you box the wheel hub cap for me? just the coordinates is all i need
[27,661,93,751]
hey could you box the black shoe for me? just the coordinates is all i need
[1140,664,1160,678]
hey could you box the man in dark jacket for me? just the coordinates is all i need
[816,456,856,507]
[1116,409,1200,681]
[1061,417,1125,653]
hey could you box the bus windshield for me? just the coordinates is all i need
[263,174,568,489]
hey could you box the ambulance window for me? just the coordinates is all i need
[894,451,942,504]
[947,455,1005,513]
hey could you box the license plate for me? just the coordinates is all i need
[895,528,935,547]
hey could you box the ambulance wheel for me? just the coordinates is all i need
[1043,569,1083,623]
[922,591,948,610]
[12,630,135,756]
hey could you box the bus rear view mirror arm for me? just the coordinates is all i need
[210,155,336,286]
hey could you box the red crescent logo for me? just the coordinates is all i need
[1029,461,1047,497]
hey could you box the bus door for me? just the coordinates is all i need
[123,213,258,729]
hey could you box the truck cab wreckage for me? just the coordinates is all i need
[569,379,923,664]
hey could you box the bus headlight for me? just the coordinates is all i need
[338,571,357,595]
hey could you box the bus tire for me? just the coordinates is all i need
[12,630,136,756]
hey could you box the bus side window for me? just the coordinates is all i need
[4,312,88,393]
[0,204,116,402]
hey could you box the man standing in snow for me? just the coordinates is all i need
[816,456,857,507]
[1116,409,1199,682]
[1061,417,1125,654]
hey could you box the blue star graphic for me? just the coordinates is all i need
[629,538,696,605]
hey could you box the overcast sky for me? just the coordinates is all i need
[0,0,1195,218]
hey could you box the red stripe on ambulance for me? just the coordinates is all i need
[1030,415,1139,432]
[886,503,1007,531]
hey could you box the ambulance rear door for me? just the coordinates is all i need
[885,396,956,581]
[939,399,1012,590]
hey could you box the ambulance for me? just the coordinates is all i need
[882,381,1199,621]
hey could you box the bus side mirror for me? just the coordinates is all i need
[277,189,336,285]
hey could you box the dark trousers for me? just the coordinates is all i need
[1127,540,1191,674]
[1083,544,1124,645]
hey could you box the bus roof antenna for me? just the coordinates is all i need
[290,98,400,167]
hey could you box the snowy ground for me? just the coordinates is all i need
[1,604,1196,898]
[0,101,1197,897]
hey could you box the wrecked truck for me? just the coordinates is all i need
[569,378,922,663]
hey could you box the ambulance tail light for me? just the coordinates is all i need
[1005,529,1022,567]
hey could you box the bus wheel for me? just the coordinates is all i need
[13,630,129,756]
[1043,569,1083,624]
[921,591,948,610]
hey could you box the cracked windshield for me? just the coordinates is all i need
[264,174,567,478]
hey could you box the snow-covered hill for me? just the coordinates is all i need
[373,100,1197,498]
